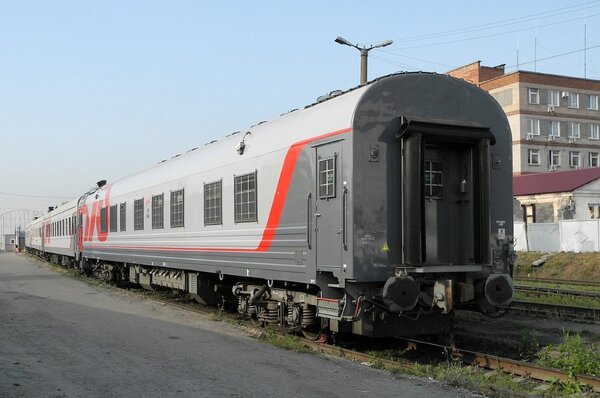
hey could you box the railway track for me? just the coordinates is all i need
[515,284,600,299]
[515,276,600,288]
[148,294,600,394]
[510,300,600,323]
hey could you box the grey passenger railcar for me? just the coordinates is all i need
[26,73,514,338]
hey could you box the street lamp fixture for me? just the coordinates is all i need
[334,36,393,85]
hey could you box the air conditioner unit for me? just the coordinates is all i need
[547,105,555,113]
[573,166,581,170]
[549,165,557,171]
[562,91,569,98]
[526,132,534,140]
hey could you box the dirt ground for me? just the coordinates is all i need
[514,251,600,280]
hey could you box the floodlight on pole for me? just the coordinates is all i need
[334,36,393,84]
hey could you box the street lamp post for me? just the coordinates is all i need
[335,36,393,85]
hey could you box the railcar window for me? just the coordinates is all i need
[109,205,118,232]
[152,194,164,229]
[204,181,222,225]
[120,203,126,231]
[170,189,184,228]
[100,207,108,233]
[425,161,443,198]
[318,157,336,199]
[234,172,257,223]
[134,199,144,230]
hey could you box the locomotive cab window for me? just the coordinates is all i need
[424,160,443,199]
[318,156,336,199]
[170,189,184,228]
[152,194,164,229]
[234,172,257,223]
[134,199,144,231]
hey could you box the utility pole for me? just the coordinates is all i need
[335,36,393,85]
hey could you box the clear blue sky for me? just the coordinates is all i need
[1,0,599,225]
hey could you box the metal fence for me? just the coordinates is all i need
[514,220,600,252]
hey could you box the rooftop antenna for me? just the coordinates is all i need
[534,19,538,72]
[584,8,588,78]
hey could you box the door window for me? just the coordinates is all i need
[318,157,336,199]
[424,161,443,198]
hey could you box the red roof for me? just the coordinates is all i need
[513,168,600,196]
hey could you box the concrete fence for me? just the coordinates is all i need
[514,220,600,252]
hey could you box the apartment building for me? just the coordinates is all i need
[448,61,600,174]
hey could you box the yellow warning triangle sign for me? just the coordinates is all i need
[382,242,390,252]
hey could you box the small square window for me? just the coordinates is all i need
[590,125,599,140]
[234,172,257,223]
[528,149,540,165]
[318,157,336,199]
[152,194,164,229]
[134,199,144,231]
[589,152,599,167]
[424,161,443,198]
[587,95,599,110]
[568,92,579,108]
[569,151,580,168]
[528,88,539,104]
[204,181,222,225]
[170,189,184,228]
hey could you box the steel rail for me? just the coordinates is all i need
[395,338,600,393]
[157,297,600,393]
[510,300,599,322]
[515,277,600,288]
[515,285,600,298]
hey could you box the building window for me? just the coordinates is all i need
[549,150,561,168]
[119,203,126,231]
[586,95,598,110]
[568,92,579,108]
[134,199,144,231]
[528,149,540,165]
[549,120,560,137]
[109,205,117,232]
[100,207,107,233]
[568,122,580,138]
[523,204,536,224]
[526,118,540,136]
[318,157,336,199]
[170,189,184,228]
[424,160,443,198]
[234,172,257,223]
[528,88,539,104]
[590,152,599,167]
[152,194,164,229]
[590,124,599,140]
[548,90,560,107]
[569,151,581,168]
[204,181,222,225]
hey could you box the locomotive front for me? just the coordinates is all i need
[333,73,514,337]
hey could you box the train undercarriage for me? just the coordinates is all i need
[26,249,513,339]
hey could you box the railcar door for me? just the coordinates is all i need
[423,143,475,265]
[314,142,343,272]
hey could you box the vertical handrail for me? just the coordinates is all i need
[342,187,348,250]
[307,193,312,249]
